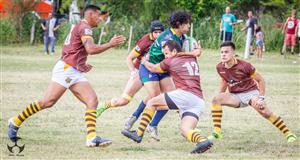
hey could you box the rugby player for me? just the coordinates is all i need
[120,11,201,141]
[8,5,125,147]
[209,41,297,143]
[122,40,212,154]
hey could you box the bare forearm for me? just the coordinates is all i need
[87,42,112,55]
[257,80,265,96]
[144,61,162,73]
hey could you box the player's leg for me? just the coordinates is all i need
[147,76,175,140]
[123,65,161,130]
[96,73,143,117]
[8,82,67,142]
[209,92,240,139]
[122,94,167,143]
[250,97,297,142]
[70,81,112,147]
[181,116,213,154]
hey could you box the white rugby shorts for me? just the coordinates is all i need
[164,89,205,120]
[52,60,87,88]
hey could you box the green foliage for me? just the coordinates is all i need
[0,20,17,44]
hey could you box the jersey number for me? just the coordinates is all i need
[64,25,75,45]
[182,62,199,76]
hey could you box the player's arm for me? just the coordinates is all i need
[219,78,228,93]
[252,71,265,96]
[82,35,125,55]
[126,47,140,73]
[143,60,165,73]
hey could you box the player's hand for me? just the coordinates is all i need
[109,35,126,47]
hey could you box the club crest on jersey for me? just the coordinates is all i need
[135,46,141,52]
[84,29,93,35]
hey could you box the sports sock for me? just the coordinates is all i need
[211,104,222,133]
[187,129,207,143]
[268,113,291,137]
[137,108,154,137]
[13,101,42,126]
[132,101,146,118]
[149,110,168,127]
[85,109,97,140]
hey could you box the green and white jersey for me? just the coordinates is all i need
[149,28,187,64]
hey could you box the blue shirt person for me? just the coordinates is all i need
[220,7,237,42]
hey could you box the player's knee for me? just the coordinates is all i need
[146,99,155,108]
[86,97,98,109]
[39,99,56,109]
[259,108,271,118]
[212,95,224,105]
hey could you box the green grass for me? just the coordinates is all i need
[1,45,300,159]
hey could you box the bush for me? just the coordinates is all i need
[0,20,17,44]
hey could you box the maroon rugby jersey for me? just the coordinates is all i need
[160,55,203,98]
[61,21,93,72]
[216,59,258,93]
[133,33,155,69]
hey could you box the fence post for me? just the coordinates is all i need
[127,25,133,53]
[244,27,252,59]
[98,27,104,44]
[190,23,193,37]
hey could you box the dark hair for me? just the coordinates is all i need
[220,41,236,50]
[163,40,182,52]
[150,20,164,32]
[256,26,262,33]
[170,11,191,28]
[83,5,101,14]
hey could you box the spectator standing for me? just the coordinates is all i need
[41,13,60,55]
[220,7,237,42]
[242,11,258,55]
[282,9,298,55]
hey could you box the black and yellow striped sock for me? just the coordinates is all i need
[187,129,207,143]
[268,113,290,137]
[13,101,42,126]
[211,104,222,133]
[85,109,97,140]
[137,108,154,137]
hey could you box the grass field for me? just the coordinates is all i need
[1,45,300,159]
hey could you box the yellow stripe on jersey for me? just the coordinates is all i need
[251,71,257,79]
[132,48,141,56]
[81,35,93,43]
[170,28,176,34]
[149,33,154,40]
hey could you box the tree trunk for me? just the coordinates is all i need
[30,16,36,45]
[69,0,81,24]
